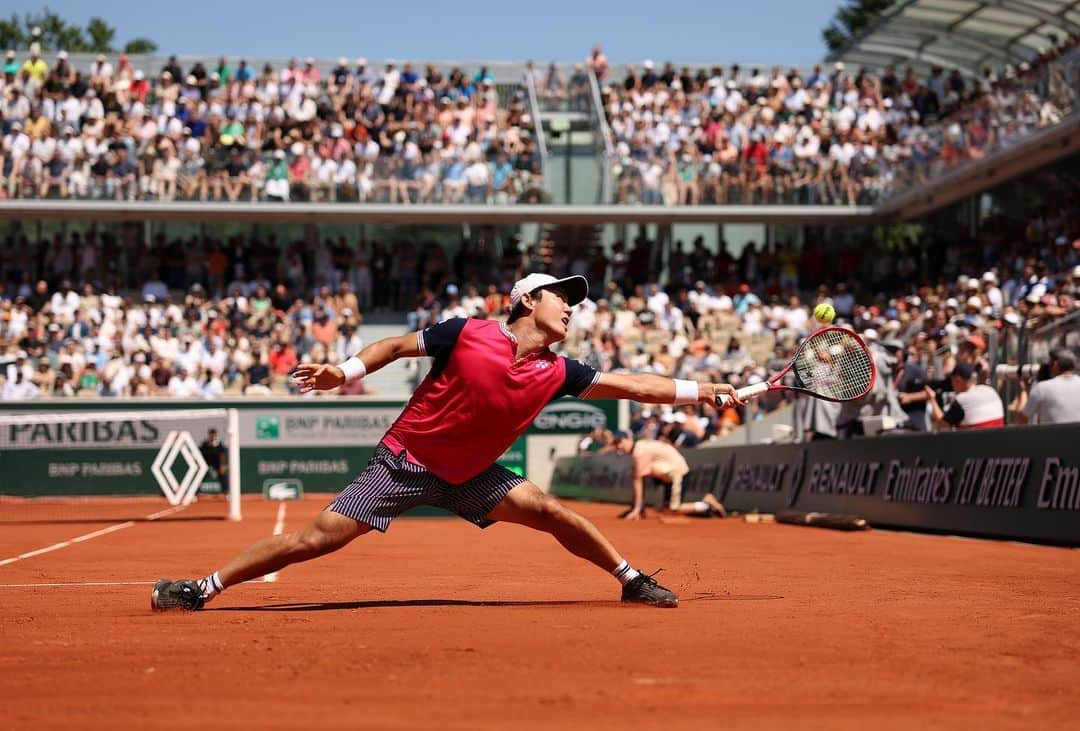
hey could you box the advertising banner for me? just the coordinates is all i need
[550,424,1080,544]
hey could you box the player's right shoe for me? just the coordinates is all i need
[621,570,678,608]
[151,579,205,611]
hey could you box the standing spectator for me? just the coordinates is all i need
[1015,349,1080,424]
[199,428,228,482]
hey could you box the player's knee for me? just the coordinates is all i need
[536,495,575,526]
[291,528,339,559]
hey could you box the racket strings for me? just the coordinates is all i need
[793,328,874,401]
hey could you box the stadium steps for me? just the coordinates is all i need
[540,106,604,204]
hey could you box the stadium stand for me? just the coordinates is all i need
[598,38,1079,205]
[1,51,545,204]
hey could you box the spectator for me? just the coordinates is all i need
[199,428,228,481]
[1015,348,1080,424]
[926,363,1005,430]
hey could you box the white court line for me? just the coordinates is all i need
[0,579,274,589]
[0,504,188,568]
[263,502,288,583]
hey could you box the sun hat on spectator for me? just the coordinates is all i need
[982,271,998,284]
[355,57,367,66]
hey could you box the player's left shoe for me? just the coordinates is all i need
[151,579,205,611]
[621,570,678,608]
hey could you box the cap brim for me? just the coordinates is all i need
[539,275,589,307]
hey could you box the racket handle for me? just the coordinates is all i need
[715,381,770,408]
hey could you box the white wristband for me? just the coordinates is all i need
[673,379,700,405]
[339,356,367,382]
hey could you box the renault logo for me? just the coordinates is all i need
[150,430,209,506]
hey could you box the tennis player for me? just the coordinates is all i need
[152,273,744,611]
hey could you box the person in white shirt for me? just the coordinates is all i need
[168,367,202,398]
[2,371,40,400]
[464,160,490,203]
[202,373,225,399]
[461,286,486,317]
[1016,349,1080,424]
[784,296,810,334]
[201,340,229,378]
[50,281,80,322]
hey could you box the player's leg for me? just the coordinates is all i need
[485,481,622,572]
[217,509,371,587]
[664,472,726,517]
[151,444,425,612]
[482,481,678,607]
[151,510,371,612]
[669,493,726,517]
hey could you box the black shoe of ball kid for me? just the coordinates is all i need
[621,569,678,608]
[151,579,205,611]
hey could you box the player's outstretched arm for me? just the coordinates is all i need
[293,332,424,393]
[584,372,746,407]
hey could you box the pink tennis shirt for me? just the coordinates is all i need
[382,318,600,483]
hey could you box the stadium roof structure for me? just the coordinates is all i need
[828,0,1080,78]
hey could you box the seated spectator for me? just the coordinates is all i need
[926,363,1004,430]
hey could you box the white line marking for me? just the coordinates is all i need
[0,504,189,568]
[0,579,275,588]
[263,502,288,584]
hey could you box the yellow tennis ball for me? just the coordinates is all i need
[813,303,836,324]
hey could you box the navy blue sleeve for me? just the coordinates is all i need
[418,318,467,379]
[418,318,466,358]
[555,357,601,399]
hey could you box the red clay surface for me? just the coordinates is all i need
[2,495,1078,730]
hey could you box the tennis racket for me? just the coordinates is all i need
[716,326,876,408]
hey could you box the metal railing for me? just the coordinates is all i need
[524,72,550,192]
[588,68,615,204]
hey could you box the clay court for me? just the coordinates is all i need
[2,495,1078,730]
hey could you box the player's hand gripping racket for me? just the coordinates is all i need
[716,327,876,408]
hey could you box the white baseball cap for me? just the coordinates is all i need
[509,273,588,311]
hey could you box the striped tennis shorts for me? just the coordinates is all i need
[328,443,525,532]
